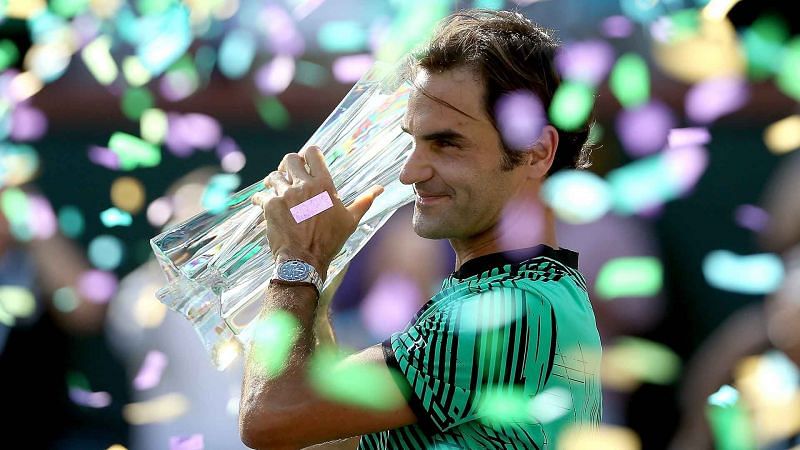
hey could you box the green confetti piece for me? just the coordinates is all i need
[219,29,256,80]
[67,371,91,390]
[121,87,154,120]
[0,39,19,71]
[477,387,531,425]
[194,45,217,82]
[777,37,800,102]
[108,132,161,170]
[58,205,85,238]
[81,35,118,86]
[376,0,453,63]
[611,337,681,385]
[294,60,328,87]
[88,235,125,270]
[318,21,367,53]
[49,0,89,17]
[706,385,756,450]
[741,15,788,80]
[610,53,650,108]
[548,80,595,131]
[309,345,410,410]
[541,170,612,224]
[473,0,504,10]
[136,3,191,76]
[137,0,175,15]
[595,257,663,299]
[100,207,133,228]
[251,311,299,377]
[666,9,701,42]
[1,187,28,227]
[53,287,80,313]
[140,108,168,144]
[702,250,784,295]
[256,97,290,130]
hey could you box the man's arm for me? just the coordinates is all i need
[239,282,416,450]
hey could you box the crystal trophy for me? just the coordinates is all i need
[150,62,415,369]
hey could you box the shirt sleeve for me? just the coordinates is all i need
[382,285,556,434]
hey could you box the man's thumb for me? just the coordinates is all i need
[348,185,384,224]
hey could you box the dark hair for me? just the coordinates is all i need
[410,9,593,174]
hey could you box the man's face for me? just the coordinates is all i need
[399,67,529,240]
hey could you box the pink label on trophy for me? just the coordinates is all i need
[290,191,334,223]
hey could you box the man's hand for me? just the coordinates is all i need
[251,146,383,277]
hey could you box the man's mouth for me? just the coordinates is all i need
[415,193,450,206]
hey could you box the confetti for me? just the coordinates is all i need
[318,21,367,53]
[548,80,594,131]
[77,269,118,303]
[218,29,257,80]
[255,55,296,95]
[108,132,161,171]
[494,89,546,151]
[332,54,373,84]
[88,145,121,170]
[558,424,641,450]
[0,286,36,319]
[685,76,749,124]
[602,337,681,391]
[0,142,40,187]
[80,35,118,86]
[250,310,300,377]
[146,197,173,228]
[256,97,290,130]
[100,207,133,228]
[110,176,146,213]
[169,434,204,450]
[140,108,168,144]
[595,257,663,300]
[133,350,168,390]
[609,53,650,109]
[555,39,615,87]
[734,204,769,232]
[123,393,189,425]
[541,169,612,224]
[601,15,635,38]
[764,115,800,155]
[360,274,422,339]
[58,205,85,238]
[615,100,676,157]
[136,3,192,76]
[10,103,48,141]
[703,250,784,295]
[121,87,154,120]
[53,286,80,313]
[667,127,711,148]
[706,385,756,450]
[88,235,125,270]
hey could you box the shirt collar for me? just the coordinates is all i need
[451,244,579,280]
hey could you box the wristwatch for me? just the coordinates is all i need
[270,259,324,296]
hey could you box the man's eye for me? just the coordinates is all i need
[435,140,457,148]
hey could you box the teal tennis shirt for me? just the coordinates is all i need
[358,245,602,449]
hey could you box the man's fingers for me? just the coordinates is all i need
[347,185,384,224]
[264,171,291,195]
[282,153,312,184]
[304,146,331,180]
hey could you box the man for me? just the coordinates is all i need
[240,9,602,450]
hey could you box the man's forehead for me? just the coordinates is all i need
[403,67,488,130]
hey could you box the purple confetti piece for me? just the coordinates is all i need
[133,350,168,391]
[735,204,770,232]
[616,100,676,157]
[262,5,305,56]
[602,15,635,38]
[685,76,749,124]
[216,136,240,159]
[10,104,48,141]
[180,113,222,150]
[69,387,112,408]
[360,274,423,339]
[165,113,196,158]
[28,194,57,239]
[555,40,615,86]
[668,127,711,148]
[495,90,546,151]
[255,56,295,96]
[77,270,118,304]
[290,191,333,223]
[170,434,204,450]
[663,145,709,195]
[332,54,373,83]
[88,145,120,170]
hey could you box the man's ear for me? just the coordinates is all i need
[527,125,559,180]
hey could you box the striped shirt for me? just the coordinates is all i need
[358,245,602,449]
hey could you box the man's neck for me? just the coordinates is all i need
[450,204,558,271]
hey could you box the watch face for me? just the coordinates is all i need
[278,260,309,281]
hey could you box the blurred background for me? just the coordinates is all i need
[2,0,800,449]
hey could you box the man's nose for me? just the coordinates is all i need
[399,146,434,185]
